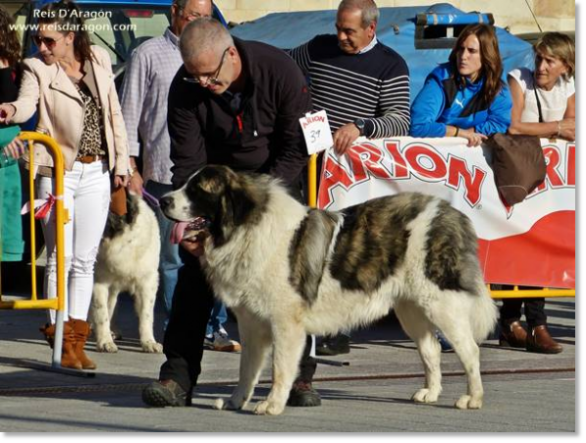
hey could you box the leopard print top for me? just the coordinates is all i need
[71,76,107,158]
[34,75,108,177]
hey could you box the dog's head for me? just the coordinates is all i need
[160,165,268,246]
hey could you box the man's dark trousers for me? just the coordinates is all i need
[159,249,214,391]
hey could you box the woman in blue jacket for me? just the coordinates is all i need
[410,24,512,146]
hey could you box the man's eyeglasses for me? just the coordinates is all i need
[33,34,65,49]
[184,48,230,87]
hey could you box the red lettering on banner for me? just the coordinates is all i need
[318,140,489,208]
[404,145,447,180]
[544,146,564,186]
[384,140,409,178]
[446,156,486,206]
[567,144,575,186]
[348,143,392,181]
[318,156,353,208]
[536,145,564,192]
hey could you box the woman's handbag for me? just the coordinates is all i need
[485,133,546,206]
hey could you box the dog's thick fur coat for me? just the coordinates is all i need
[160,165,498,415]
[91,192,162,353]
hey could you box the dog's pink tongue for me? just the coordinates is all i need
[170,222,188,244]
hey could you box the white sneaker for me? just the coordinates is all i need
[204,329,241,352]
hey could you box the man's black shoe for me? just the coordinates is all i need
[142,380,192,407]
[316,334,350,356]
[287,381,321,407]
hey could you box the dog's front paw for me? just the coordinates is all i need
[455,394,483,410]
[254,400,285,416]
[96,341,118,353]
[141,341,163,353]
[213,397,244,411]
[412,388,439,404]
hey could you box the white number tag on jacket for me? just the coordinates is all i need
[299,110,333,155]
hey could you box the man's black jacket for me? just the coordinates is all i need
[168,37,312,189]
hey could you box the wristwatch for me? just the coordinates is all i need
[354,118,366,136]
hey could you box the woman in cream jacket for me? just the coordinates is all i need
[0,0,129,370]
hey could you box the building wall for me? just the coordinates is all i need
[215,0,575,34]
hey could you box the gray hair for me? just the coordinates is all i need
[173,0,212,13]
[179,17,233,61]
[338,0,379,28]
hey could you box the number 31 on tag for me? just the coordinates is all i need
[299,110,334,155]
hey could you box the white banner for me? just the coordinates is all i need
[318,137,575,288]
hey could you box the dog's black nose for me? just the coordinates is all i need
[159,196,171,212]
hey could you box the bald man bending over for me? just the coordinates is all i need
[141,18,318,408]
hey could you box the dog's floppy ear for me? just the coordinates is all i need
[213,175,257,246]
[227,185,257,226]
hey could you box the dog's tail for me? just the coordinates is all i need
[470,281,499,344]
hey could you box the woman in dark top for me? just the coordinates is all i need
[0,4,24,263]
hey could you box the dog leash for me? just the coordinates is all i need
[141,188,160,209]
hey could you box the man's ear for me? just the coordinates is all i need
[368,21,376,39]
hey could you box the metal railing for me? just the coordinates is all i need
[0,131,68,368]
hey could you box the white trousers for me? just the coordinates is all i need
[38,160,110,323]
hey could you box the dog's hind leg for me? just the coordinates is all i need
[432,300,484,410]
[394,300,443,404]
[214,308,271,412]
[92,282,118,353]
[254,317,306,416]
[133,276,163,353]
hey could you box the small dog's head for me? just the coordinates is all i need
[160,165,267,246]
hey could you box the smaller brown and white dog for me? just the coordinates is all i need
[90,192,163,354]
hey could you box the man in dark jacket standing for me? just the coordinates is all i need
[142,18,318,408]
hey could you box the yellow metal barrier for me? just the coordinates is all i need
[308,153,318,208]
[0,132,69,370]
[306,154,575,300]
[488,285,574,299]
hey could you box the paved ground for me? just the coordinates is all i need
[0,276,577,433]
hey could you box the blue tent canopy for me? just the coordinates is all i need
[231,3,535,101]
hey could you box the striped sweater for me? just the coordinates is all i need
[289,34,410,138]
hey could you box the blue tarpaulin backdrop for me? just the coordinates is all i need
[231,3,535,101]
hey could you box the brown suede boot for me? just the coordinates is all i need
[526,325,563,354]
[499,320,527,348]
[40,322,82,370]
[69,319,97,370]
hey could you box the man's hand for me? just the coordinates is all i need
[333,122,361,155]
[180,235,205,257]
[128,171,144,196]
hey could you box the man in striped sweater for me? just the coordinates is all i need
[288,0,411,378]
[289,0,411,155]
